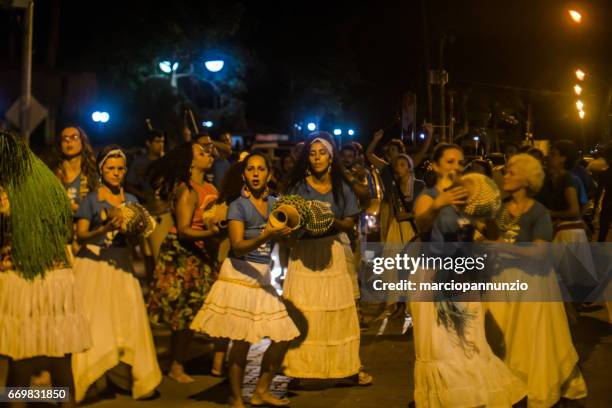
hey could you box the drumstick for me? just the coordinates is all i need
[186,109,199,133]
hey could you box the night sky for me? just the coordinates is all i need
[1,0,610,147]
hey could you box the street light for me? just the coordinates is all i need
[574,84,582,95]
[204,60,224,73]
[568,10,582,23]
[575,69,586,81]
[91,111,110,124]
[159,61,179,74]
[576,100,584,110]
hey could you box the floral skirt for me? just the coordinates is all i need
[148,234,215,331]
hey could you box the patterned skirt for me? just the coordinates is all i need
[148,234,215,331]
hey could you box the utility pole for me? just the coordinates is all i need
[20,0,34,143]
[525,94,533,145]
[439,36,446,141]
[448,90,454,143]
[420,0,433,122]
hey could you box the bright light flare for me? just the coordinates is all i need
[333,128,342,136]
[576,69,586,81]
[307,122,316,131]
[576,100,584,110]
[92,111,110,123]
[574,84,582,95]
[579,110,585,119]
[568,10,582,23]
[204,60,224,73]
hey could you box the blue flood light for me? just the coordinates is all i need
[204,60,224,73]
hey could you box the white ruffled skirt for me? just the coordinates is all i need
[71,246,161,402]
[485,267,587,407]
[0,268,92,360]
[282,235,361,379]
[190,258,300,344]
[411,268,526,407]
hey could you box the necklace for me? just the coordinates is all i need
[497,200,531,243]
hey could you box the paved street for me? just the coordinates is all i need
[83,304,612,408]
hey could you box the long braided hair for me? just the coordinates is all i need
[0,131,72,279]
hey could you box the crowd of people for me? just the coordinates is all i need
[1,121,611,407]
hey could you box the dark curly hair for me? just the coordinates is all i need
[285,132,347,206]
[147,142,196,201]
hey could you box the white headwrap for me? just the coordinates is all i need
[311,137,334,158]
[98,149,127,173]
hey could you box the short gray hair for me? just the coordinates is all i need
[507,153,544,195]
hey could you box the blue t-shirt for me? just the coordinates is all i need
[75,191,139,247]
[570,174,588,207]
[227,195,278,264]
[212,158,232,189]
[290,180,359,219]
[497,199,553,243]
[65,174,83,207]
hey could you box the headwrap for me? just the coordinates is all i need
[391,154,415,204]
[311,137,334,159]
[97,148,127,174]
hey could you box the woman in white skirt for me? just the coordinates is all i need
[413,143,526,407]
[191,152,299,408]
[0,130,91,407]
[282,132,372,385]
[535,141,596,302]
[486,154,587,407]
[71,145,161,402]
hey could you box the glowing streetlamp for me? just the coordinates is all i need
[575,69,586,81]
[568,10,582,23]
[91,111,110,124]
[574,84,582,95]
[576,100,584,110]
[204,60,225,73]
[159,61,179,74]
[567,10,582,24]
